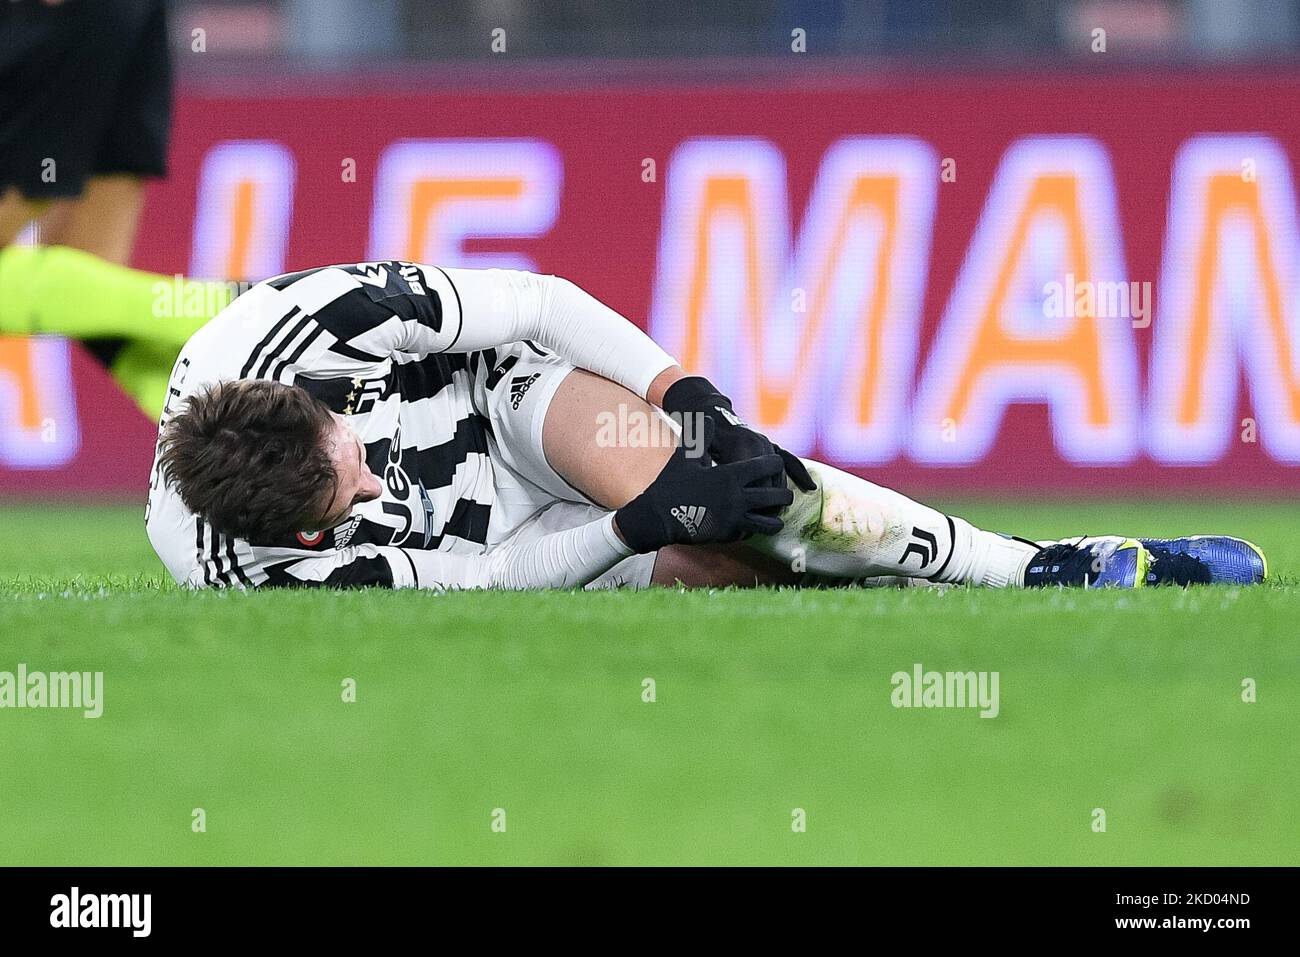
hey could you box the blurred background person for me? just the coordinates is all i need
[0,0,234,417]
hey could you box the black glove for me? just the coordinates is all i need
[661,376,816,493]
[614,440,794,554]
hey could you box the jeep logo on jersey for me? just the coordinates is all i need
[379,423,436,547]
[382,424,414,542]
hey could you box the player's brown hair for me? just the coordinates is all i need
[157,380,339,543]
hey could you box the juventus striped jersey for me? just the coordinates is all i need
[145,263,677,590]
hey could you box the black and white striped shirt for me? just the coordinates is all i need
[145,263,675,590]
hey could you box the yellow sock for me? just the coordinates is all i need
[0,244,232,347]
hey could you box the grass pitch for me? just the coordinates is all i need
[1,500,1296,866]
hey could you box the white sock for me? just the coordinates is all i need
[750,460,1036,588]
[938,516,1038,587]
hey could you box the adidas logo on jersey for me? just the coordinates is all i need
[334,514,362,548]
[670,505,707,537]
[510,373,541,409]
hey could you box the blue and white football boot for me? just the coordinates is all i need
[1023,536,1151,588]
[1139,536,1268,586]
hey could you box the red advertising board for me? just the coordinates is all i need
[5,69,1300,495]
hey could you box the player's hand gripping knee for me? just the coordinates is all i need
[613,441,794,553]
[661,375,815,495]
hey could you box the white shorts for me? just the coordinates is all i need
[473,341,658,590]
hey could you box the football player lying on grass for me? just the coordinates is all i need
[146,263,1267,591]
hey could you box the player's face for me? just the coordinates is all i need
[311,414,383,530]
